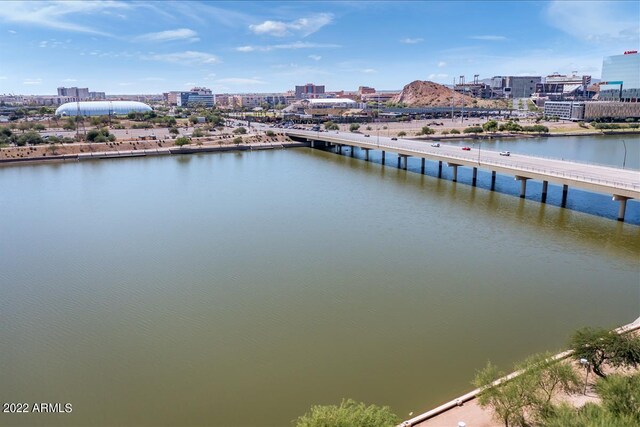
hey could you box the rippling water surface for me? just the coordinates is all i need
[1,136,639,426]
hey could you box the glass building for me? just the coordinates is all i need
[55,101,152,116]
[600,52,640,102]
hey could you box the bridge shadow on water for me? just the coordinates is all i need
[303,145,640,258]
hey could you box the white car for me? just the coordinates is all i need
[500,151,511,156]
[431,143,440,147]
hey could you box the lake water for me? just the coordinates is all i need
[1,135,639,426]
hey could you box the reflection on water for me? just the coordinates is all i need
[1,143,638,427]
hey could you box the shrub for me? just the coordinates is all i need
[233,137,243,145]
[174,136,190,147]
[86,128,114,142]
[324,121,339,131]
[482,120,498,132]
[265,130,275,137]
[349,123,360,132]
[450,129,461,134]
[397,131,406,137]
[420,126,435,135]
[233,127,247,135]
[570,327,640,378]
[463,126,484,134]
[294,399,399,427]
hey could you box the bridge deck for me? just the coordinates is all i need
[286,130,640,200]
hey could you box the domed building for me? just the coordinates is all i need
[55,101,152,117]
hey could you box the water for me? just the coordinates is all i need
[1,136,639,426]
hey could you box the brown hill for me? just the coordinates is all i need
[392,80,505,108]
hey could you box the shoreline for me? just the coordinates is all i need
[0,139,309,167]
[409,129,640,142]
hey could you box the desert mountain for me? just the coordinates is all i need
[392,80,505,108]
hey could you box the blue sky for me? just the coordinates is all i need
[0,1,638,95]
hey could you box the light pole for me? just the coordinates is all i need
[580,358,590,395]
[477,140,482,165]
[622,139,627,169]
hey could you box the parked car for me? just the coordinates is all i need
[364,134,370,137]
[391,137,398,140]
[462,146,471,151]
[500,151,511,156]
[431,143,440,147]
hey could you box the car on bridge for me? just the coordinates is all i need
[500,151,511,156]
[462,146,471,151]
[431,143,440,147]
[391,137,398,140]
[364,134,370,137]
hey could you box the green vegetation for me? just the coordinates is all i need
[265,130,275,137]
[189,115,199,125]
[349,123,360,132]
[294,399,399,427]
[15,130,43,146]
[86,128,116,143]
[540,373,640,427]
[482,120,498,133]
[131,122,153,129]
[449,129,461,134]
[174,136,190,147]
[366,125,372,131]
[233,136,243,145]
[192,128,205,138]
[593,122,640,130]
[569,327,640,378]
[324,121,339,131]
[417,126,435,136]
[169,127,179,136]
[397,131,406,137]
[233,127,247,135]
[463,126,484,134]
[498,121,522,132]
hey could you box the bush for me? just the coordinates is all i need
[482,120,498,132]
[86,128,115,143]
[349,123,360,132]
[233,127,247,135]
[174,136,190,147]
[294,399,399,427]
[397,131,406,137]
[16,130,43,145]
[366,125,372,131]
[419,126,435,135]
[192,128,205,138]
[570,327,640,378]
[450,129,460,134]
[233,137,243,145]
[463,126,484,134]
[265,130,275,137]
[169,127,179,136]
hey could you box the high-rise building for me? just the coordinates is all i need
[295,83,325,99]
[600,51,639,102]
[503,76,542,98]
[57,87,90,99]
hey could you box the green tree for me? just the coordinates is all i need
[0,126,13,138]
[86,128,114,143]
[349,123,360,132]
[474,362,539,427]
[192,128,205,137]
[16,130,43,146]
[450,129,461,134]
[570,327,640,378]
[265,130,275,137]
[324,121,339,131]
[63,117,76,131]
[189,115,199,125]
[174,136,190,147]
[233,127,247,135]
[463,126,484,134]
[294,399,399,427]
[169,127,179,136]
[483,120,498,132]
[233,136,243,145]
[397,131,406,137]
[420,126,435,135]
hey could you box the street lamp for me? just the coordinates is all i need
[622,139,627,169]
[579,358,590,395]
[477,140,482,165]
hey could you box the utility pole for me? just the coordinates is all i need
[460,75,465,123]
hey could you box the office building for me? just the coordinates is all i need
[600,51,639,102]
[295,83,325,99]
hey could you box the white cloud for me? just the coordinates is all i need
[215,78,266,85]
[437,61,447,68]
[235,41,340,52]
[249,13,333,37]
[23,78,42,85]
[400,37,423,44]
[308,54,322,61]
[362,68,377,74]
[0,76,8,80]
[428,73,448,80]
[0,1,132,35]
[141,77,165,81]
[545,1,639,43]
[62,78,77,82]
[142,51,220,65]
[469,35,507,41]
[39,40,48,48]
[134,28,199,43]
[184,82,196,86]
[8,29,16,34]
[119,82,133,86]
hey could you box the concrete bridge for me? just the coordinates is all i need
[285,129,640,222]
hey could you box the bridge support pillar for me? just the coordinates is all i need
[515,176,529,199]
[397,156,401,168]
[421,158,425,174]
[561,185,569,207]
[438,161,443,178]
[541,181,548,203]
[448,163,459,182]
[490,171,496,190]
[338,144,342,154]
[310,140,315,148]
[381,151,385,165]
[613,195,630,222]
[363,148,370,161]
[399,155,409,170]
[350,146,355,157]
[472,167,478,187]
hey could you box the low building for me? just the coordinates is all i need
[284,98,359,118]
[55,101,152,116]
[543,101,585,120]
[584,102,640,120]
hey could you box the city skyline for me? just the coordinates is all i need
[0,0,638,95]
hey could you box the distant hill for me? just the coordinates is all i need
[392,80,507,108]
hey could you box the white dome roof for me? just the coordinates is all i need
[55,101,152,116]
